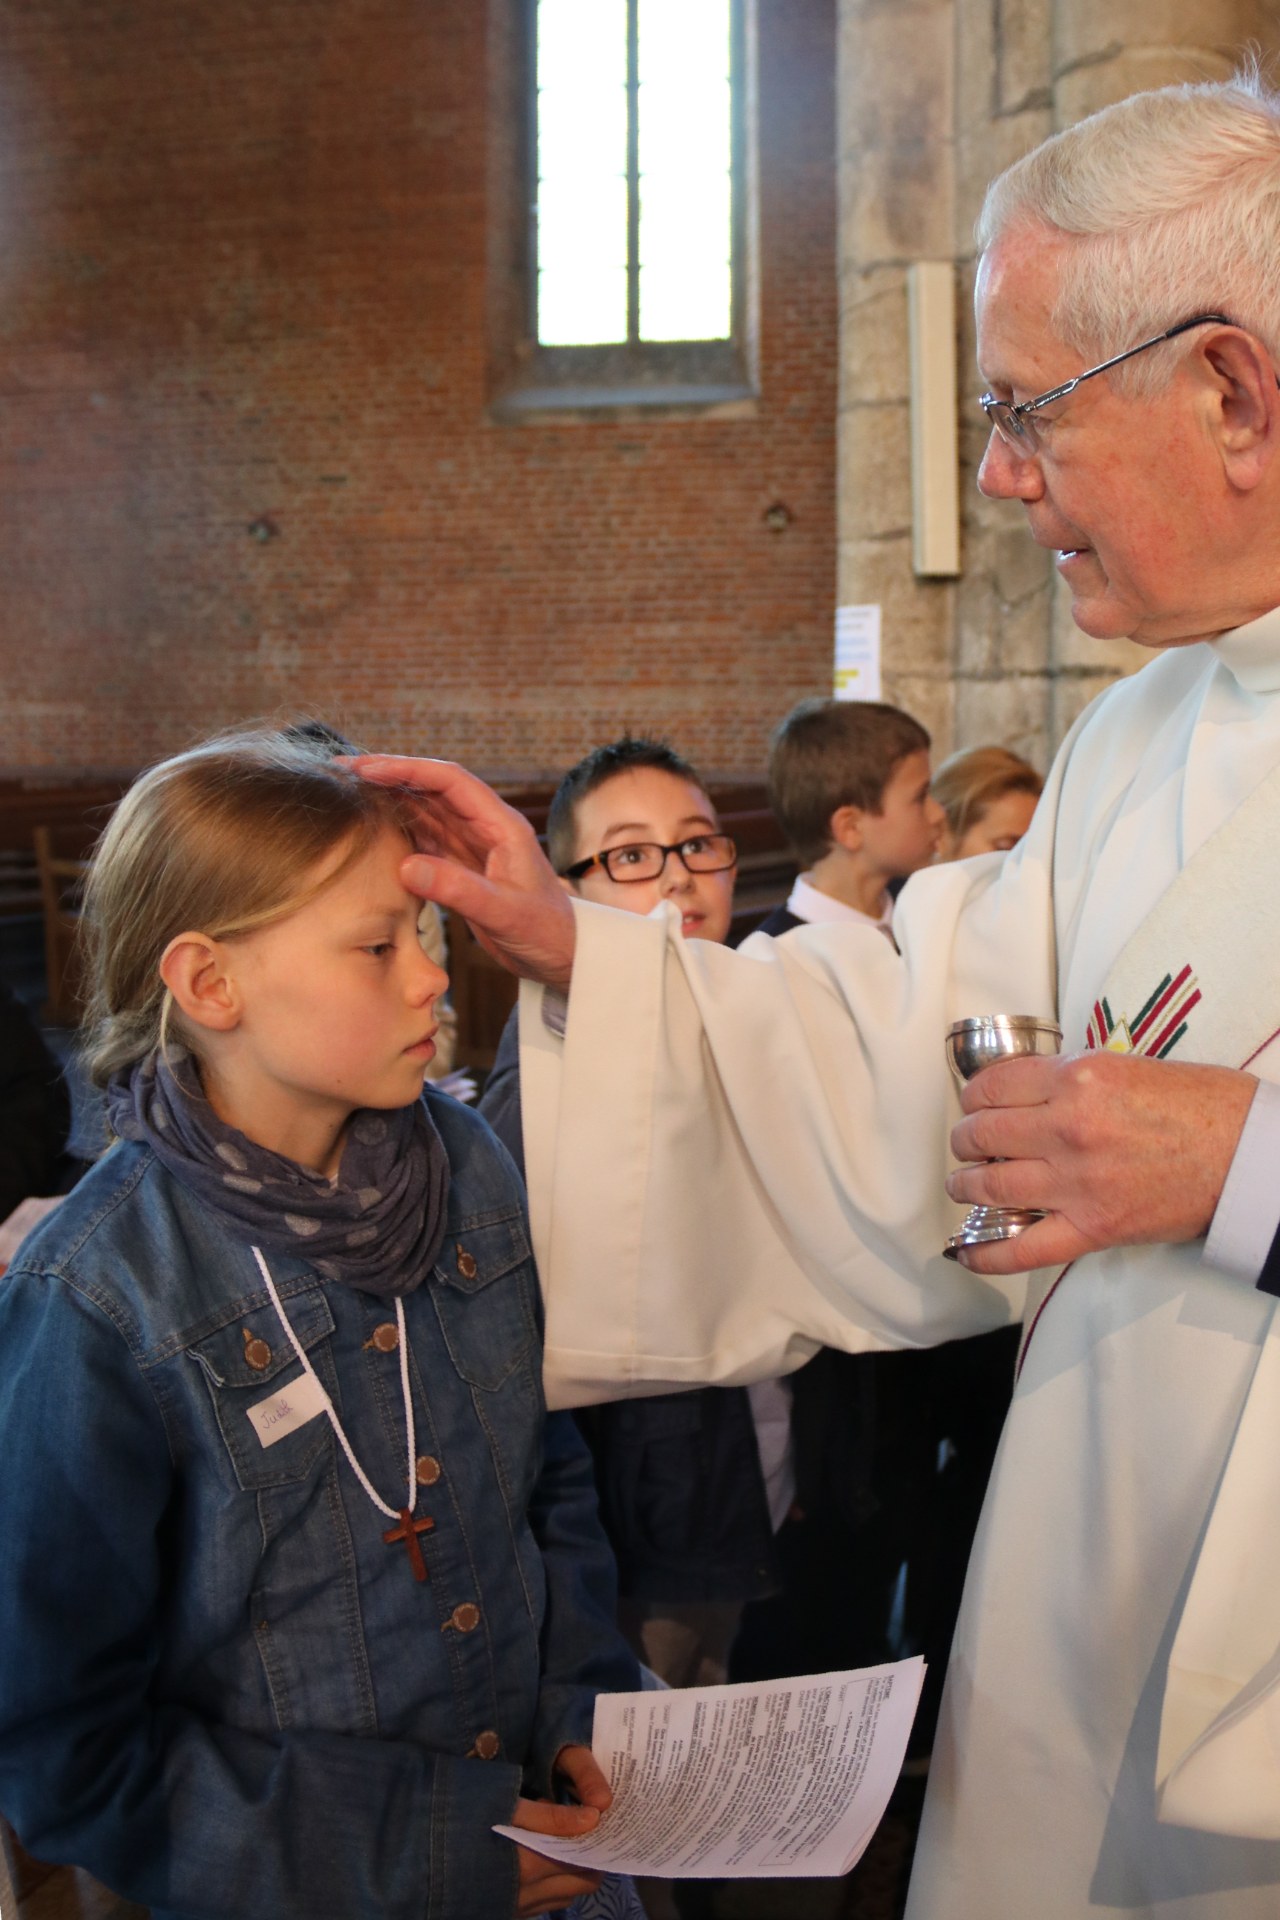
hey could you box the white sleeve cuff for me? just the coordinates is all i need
[1203,1078,1280,1283]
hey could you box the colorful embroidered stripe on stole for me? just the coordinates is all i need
[1086,962,1201,1059]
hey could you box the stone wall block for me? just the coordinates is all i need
[840,2,955,155]
[1055,0,1244,69]
[954,573,1004,673]
[840,137,956,263]
[955,0,998,129]
[956,550,1052,672]
[839,264,911,405]
[994,583,1056,675]
[838,535,955,674]
[955,109,1053,241]
[1054,47,1239,127]
[953,671,1052,763]
[996,0,1053,114]
[882,670,956,751]
[992,522,1054,613]
[838,401,914,538]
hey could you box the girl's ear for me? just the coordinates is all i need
[159,934,242,1033]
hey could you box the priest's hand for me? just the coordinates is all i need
[350,756,577,988]
[944,1051,1259,1271]
[511,1743,612,1916]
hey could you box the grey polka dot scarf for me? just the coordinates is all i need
[106,1046,451,1297]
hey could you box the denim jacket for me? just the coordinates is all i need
[0,1089,637,1920]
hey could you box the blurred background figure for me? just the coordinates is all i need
[0,980,79,1231]
[931,746,1043,860]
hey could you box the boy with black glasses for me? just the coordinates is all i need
[481,738,782,1679]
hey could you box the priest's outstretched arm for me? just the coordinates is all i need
[354,751,1270,1404]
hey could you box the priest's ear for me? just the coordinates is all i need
[1200,325,1280,490]
[159,933,242,1034]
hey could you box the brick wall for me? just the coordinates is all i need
[1,0,837,781]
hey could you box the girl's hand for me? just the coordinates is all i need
[552,1741,613,1810]
[511,1791,603,1916]
[511,1743,614,1916]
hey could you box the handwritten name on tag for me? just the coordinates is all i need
[247,1372,330,1448]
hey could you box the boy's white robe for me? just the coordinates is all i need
[521,612,1280,1918]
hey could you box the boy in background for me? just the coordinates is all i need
[737,697,1006,1763]
[480,739,783,1695]
[757,697,943,937]
[735,699,948,1729]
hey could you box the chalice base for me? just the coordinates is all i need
[943,1205,1044,1261]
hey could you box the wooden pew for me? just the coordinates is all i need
[33,824,99,1025]
[0,780,127,1026]
[0,782,126,925]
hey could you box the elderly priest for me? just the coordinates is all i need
[360,72,1280,1920]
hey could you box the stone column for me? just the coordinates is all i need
[836,0,959,750]
[951,0,1054,763]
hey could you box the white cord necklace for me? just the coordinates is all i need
[251,1246,434,1580]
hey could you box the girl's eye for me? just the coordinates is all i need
[681,837,711,856]
[363,941,394,958]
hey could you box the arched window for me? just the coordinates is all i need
[491,0,753,414]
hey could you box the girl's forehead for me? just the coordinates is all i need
[300,822,416,913]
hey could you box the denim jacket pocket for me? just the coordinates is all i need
[431,1215,538,1391]
[187,1290,336,1492]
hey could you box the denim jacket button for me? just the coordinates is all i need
[450,1603,481,1634]
[415,1454,442,1486]
[472,1729,500,1759]
[242,1332,272,1371]
[370,1321,400,1353]
[456,1248,478,1280]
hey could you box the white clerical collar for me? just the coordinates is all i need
[787,874,894,932]
[1208,603,1280,696]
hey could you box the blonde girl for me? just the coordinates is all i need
[0,730,640,1920]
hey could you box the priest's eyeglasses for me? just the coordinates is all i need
[979,312,1235,456]
[561,834,738,884]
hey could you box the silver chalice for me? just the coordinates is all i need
[943,1014,1062,1260]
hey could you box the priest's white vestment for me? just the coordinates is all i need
[521,615,1280,1918]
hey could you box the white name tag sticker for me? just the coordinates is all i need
[247,1373,330,1448]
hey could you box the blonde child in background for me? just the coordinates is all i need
[931,744,1043,859]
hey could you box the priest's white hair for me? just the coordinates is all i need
[977,67,1280,395]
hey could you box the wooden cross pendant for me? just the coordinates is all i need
[383,1507,435,1582]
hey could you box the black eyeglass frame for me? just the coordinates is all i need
[560,834,739,884]
[979,312,1236,453]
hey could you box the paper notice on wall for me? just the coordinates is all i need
[494,1657,924,1880]
[834,603,882,700]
